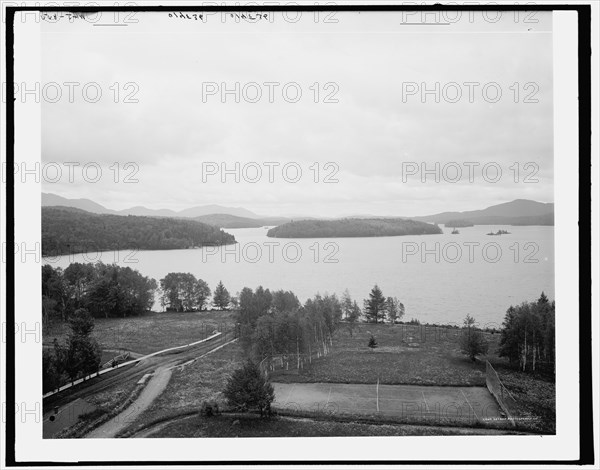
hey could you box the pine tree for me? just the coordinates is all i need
[364,284,386,323]
[368,335,378,350]
[62,308,102,382]
[212,280,231,310]
[223,360,275,416]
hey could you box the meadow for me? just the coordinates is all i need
[44,310,237,356]
[46,315,554,437]
[272,323,494,386]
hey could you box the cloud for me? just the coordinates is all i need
[41,12,554,217]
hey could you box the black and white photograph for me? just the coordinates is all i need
[1,1,597,467]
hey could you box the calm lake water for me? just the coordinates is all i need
[44,225,554,326]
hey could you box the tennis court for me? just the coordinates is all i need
[272,382,503,425]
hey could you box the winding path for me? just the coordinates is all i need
[43,332,236,438]
[86,367,173,438]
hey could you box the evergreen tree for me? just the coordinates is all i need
[368,335,378,350]
[63,308,102,382]
[499,305,520,363]
[212,280,231,310]
[223,360,274,416]
[364,284,386,323]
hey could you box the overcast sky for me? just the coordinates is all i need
[41,11,554,217]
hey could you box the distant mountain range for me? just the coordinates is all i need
[42,193,554,227]
[411,199,554,226]
[42,192,262,219]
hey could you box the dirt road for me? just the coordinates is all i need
[43,330,235,438]
[86,367,173,438]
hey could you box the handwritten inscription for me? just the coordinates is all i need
[168,12,270,22]
[168,12,205,21]
[40,12,89,22]
[39,11,137,24]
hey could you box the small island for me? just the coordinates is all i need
[486,229,511,236]
[267,218,442,238]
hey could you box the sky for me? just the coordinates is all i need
[41,10,554,218]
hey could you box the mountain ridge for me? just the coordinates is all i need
[42,193,262,219]
[42,193,554,225]
[411,199,554,226]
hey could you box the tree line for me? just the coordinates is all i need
[43,260,406,327]
[43,262,157,325]
[42,263,236,327]
[159,274,232,312]
[43,308,102,393]
[42,206,236,256]
[498,292,555,372]
[236,287,341,367]
[235,284,406,366]
[450,293,555,368]
[358,285,405,325]
[220,291,554,417]
[267,218,442,238]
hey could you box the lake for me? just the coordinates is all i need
[43,225,554,326]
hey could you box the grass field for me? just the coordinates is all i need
[273,323,494,386]
[120,339,244,436]
[269,323,555,433]
[44,310,237,356]
[271,382,503,427]
[142,414,525,438]
[65,319,554,436]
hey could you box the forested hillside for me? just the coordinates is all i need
[42,207,236,256]
[267,218,442,238]
[444,220,475,228]
[415,199,554,226]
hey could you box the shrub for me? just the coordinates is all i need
[459,314,489,361]
[223,360,274,416]
[200,401,220,417]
